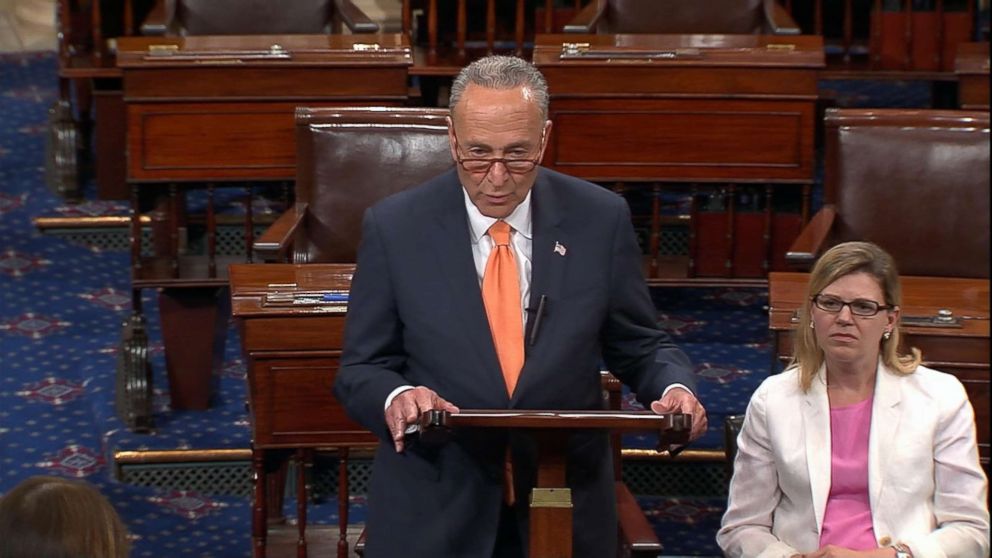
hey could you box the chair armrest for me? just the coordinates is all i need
[563,0,606,33]
[252,203,308,262]
[784,205,836,268]
[763,0,801,35]
[615,481,663,556]
[335,0,380,33]
[140,0,172,36]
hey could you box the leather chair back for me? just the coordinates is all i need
[723,414,745,485]
[825,109,990,279]
[598,0,767,34]
[294,107,454,263]
[175,0,333,35]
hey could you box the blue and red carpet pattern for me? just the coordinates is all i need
[1,51,928,556]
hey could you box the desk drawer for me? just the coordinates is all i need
[548,98,815,182]
[250,355,375,447]
[242,316,345,352]
[904,332,990,366]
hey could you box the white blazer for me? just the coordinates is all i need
[717,362,989,558]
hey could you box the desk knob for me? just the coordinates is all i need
[935,308,954,323]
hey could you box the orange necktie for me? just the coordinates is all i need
[482,221,524,505]
[482,221,525,396]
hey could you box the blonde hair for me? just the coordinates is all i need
[0,476,130,558]
[792,241,921,392]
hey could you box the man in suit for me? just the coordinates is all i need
[334,55,708,558]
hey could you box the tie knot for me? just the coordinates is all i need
[488,221,512,246]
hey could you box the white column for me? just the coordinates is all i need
[13,0,56,51]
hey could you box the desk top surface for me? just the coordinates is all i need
[229,263,355,318]
[116,34,411,68]
[533,33,825,68]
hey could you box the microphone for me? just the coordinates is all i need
[528,294,548,346]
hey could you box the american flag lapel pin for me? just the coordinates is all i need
[553,241,567,256]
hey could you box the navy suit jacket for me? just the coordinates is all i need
[334,168,695,558]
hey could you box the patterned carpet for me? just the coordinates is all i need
[0,51,930,556]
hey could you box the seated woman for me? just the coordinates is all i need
[0,476,130,558]
[718,241,989,558]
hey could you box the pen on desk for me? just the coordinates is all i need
[529,294,547,346]
[289,292,349,304]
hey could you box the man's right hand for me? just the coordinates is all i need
[385,386,459,453]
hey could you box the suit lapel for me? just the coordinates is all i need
[803,366,832,534]
[513,171,566,403]
[428,176,508,403]
[869,361,901,513]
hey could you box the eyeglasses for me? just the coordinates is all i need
[456,157,540,174]
[451,130,543,175]
[811,294,892,317]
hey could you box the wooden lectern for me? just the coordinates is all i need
[419,409,691,558]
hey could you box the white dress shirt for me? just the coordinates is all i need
[384,191,534,411]
[463,188,533,325]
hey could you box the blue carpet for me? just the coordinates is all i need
[820,78,933,108]
[1,52,260,557]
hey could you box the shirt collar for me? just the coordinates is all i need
[463,188,533,245]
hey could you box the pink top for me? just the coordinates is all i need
[819,396,877,550]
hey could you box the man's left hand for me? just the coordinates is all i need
[649,387,708,444]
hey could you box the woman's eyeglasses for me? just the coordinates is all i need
[811,294,891,317]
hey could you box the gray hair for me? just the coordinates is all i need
[449,55,549,120]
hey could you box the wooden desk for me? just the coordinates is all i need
[533,34,825,284]
[113,35,411,427]
[769,272,990,466]
[117,34,411,182]
[956,42,990,111]
[230,263,376,558]
[534,34,824,183]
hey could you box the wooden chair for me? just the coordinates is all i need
[785,108,990,279]
[564,0,800,35]
[140,0,379,36]
[601,371,664,558]
[402,0,583,58]
[253,107,454,264]
[723,414,745,487]
[776,108,990,488]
